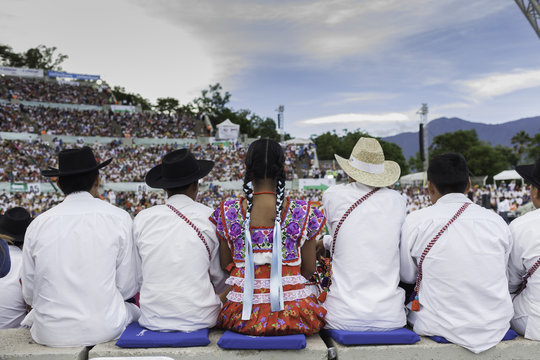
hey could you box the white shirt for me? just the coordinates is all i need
[0,245,26,328]
[400,193,513,354]
[22,192,140,347]
[134,194,227,332]
[508,207,540,340]
[322,182,407,331]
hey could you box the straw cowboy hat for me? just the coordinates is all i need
[41,147,112,177]
[335,137,400,187]
[145,149,214,189]
[516,157,540,189]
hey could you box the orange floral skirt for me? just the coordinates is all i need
[217,265,326,336]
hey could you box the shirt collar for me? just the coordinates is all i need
[166,194,195,207]
[63,191,94,202]
[436,192,472,204]
[350,181,375,192]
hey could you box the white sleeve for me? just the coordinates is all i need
[205,226,228,294]
[400,216,419,284]
[508,222,526,293]
[115,214,139,299]
[21,224,36,306]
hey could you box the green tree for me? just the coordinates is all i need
[24,45,68,70]
[526,133,540,161]
[0,44,24,67]
[429,129,480,157]
[313,131,342,160]
[256,118,280,140]
[111,86,152,110]
[511,130,531,164]
[0,44,68,70]
[408,152,424,173]
[429,129,517,178]
[192,83,231,125]
[155,97,180,114]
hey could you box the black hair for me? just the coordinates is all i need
[166,181,197,197]
[57,169,99,195]
[427,153,469,195]
[243,139,286,224]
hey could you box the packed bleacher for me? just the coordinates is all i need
[0,76,111,105]
[0,103,197,138]
[1,72,533,219]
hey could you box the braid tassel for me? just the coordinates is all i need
[270,179,285,312]
[241,181,255,320]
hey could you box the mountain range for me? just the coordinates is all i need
[382,116,540,160]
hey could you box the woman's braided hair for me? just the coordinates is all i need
[243,139,286,224]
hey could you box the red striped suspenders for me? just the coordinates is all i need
[411,202,471,311]
[167,204,211,260]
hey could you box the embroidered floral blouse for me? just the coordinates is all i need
[211,198,326,267]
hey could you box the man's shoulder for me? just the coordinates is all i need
[92,198,132,221]
[510,208,540,231]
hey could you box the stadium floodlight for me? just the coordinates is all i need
[417,103,429,173]
[515,0,540,39]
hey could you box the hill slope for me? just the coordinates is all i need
[382,116,540,160]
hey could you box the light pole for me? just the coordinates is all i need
[276,105,285,142]
[417,103,429,173]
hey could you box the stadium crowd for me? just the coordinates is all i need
[0,182,532,221]
[0,139,320,183]
[0,76,111,106]
[0,103,196,138]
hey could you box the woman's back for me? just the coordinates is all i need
[211,138,327,336]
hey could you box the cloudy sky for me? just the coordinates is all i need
[1,0,539,138]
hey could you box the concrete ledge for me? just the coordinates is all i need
[4,328,540,360]
[0,328,88,360]
[330,335,540,360]
[88,330,328,360]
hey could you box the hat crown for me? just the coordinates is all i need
[350,137,385,164]
[161,149,200,180]
[58,147,98,174]
[0,207,32,241]
[534,158,540,180]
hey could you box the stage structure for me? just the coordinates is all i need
[515,0,540,39]
[276,105,285,143]
[417,103,429,172]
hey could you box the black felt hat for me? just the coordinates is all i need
[516,157,540,189]
[41,147,112,177]
[145,149,214,189]
[0,207,32,246]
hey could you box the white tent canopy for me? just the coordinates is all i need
[216,119,240,141]
[400,172,426,186]
[283,138,313,145]
[493,170,523,182]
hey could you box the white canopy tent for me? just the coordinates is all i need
[283,138,314,145]
[399,172,426,186]
[493,170,523,184]
[216,119,240,141]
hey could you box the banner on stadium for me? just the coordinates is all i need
[216,119,240,141]
[0,66,43,78]
[9,182,41,193]
[47,70,100,81]
[298,178,336,190]
[110,105,136,112]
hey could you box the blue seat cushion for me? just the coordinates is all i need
[115,322,210,348]
[323,328,420,345]
[430,329,518,344]
[217,330,306,350]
